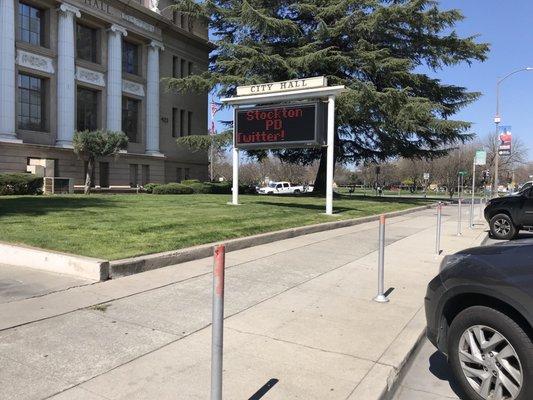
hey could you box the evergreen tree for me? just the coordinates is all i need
[166,0,489,192]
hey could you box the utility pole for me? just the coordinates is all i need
[493,67,533,197]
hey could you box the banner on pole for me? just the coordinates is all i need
[475,150,487,166]
[498,126,512,156]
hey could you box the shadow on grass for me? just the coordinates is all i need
[336,194,432,204]
[0,196,119,217]
[254,200,352,213]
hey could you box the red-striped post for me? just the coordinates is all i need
[211,244,225,400]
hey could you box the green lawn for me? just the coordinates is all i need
[0,194,431,260]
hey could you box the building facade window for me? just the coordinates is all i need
[172,56,178,78]
[180,59,186,78]
[122,41,139,75]
[129,164,138,187]
[187,111,192,135]
[122,97,140,142]
[179,109,185,137]
[18,74,44,131]
[99,162,109,188]
[77,87,98,131]
[141,165,150,185]
[176,167,182,183]
[172,107,178,137]
[184,168,190,180]
[188,61,193,75]
[76,23,98,63]
[18,3,44,46]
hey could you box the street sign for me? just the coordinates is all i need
[236,76,327,96]
[475,150,487,166]
[423,173,430,180]
[459,171,467,176]
[234,102,326,149]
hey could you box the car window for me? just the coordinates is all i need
[276,184,282,189]
[283,183,289,188]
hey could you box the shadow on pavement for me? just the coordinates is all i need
[248,378,279,400]
[428,350,463,398]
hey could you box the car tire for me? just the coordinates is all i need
[448,306,533,400]
[489,213,517,240]
[294,189,301,194]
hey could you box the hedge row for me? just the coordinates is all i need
[152,183,194,195]
[0,173,43,195]
[145,180,255,195]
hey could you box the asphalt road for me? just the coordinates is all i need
[392,230,533,400]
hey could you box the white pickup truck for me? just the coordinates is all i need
[257,181,313,195]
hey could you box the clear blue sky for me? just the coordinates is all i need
[211,0,533,160]
[435,0,533,159]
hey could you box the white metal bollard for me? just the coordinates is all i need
[435,202,442,255]
[211,244,225,400]
[469,197,474,229]
[457,198,462,236]
[374,215,389,303]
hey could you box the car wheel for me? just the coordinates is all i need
[294,189,301,194]
[490,214,517,240]
[448,306,533,400]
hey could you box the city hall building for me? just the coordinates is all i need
[0,0,212,189]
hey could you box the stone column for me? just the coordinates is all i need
[0,0,20,142]
[56,3,80,147]
[145,40,164,156]
[106,24,127,132]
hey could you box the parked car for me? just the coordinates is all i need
[257,181,310,195]
[425,241,533,400]
[513,181,533,195]
[484,186,533,240]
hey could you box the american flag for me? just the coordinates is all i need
[210,102,220,136]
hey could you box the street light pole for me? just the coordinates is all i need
[493,67,533,197]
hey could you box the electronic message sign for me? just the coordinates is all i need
[234,102,326,149]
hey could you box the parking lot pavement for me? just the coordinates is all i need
[0,264,92,303]
[392,339,460,400]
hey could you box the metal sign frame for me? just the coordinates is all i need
[221,83,346,215]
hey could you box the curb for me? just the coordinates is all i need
[109,204,435,278]
[0,241,109,281]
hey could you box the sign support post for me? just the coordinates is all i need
[326,95,335,215]
[231,146,239,205]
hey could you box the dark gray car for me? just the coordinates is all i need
[484,187,533,240]
[425,240,533,400]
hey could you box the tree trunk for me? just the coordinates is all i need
[313,148,328,194]
[84,157,94,195]
[313,147,337,195]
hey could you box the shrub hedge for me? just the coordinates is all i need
[0,173,43,195]
[143,183,161,193]
[152,183,194,195]
[146,180,254,195]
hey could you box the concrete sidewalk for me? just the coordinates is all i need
[0,206,487,400]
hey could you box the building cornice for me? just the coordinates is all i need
[112,0,216,50]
